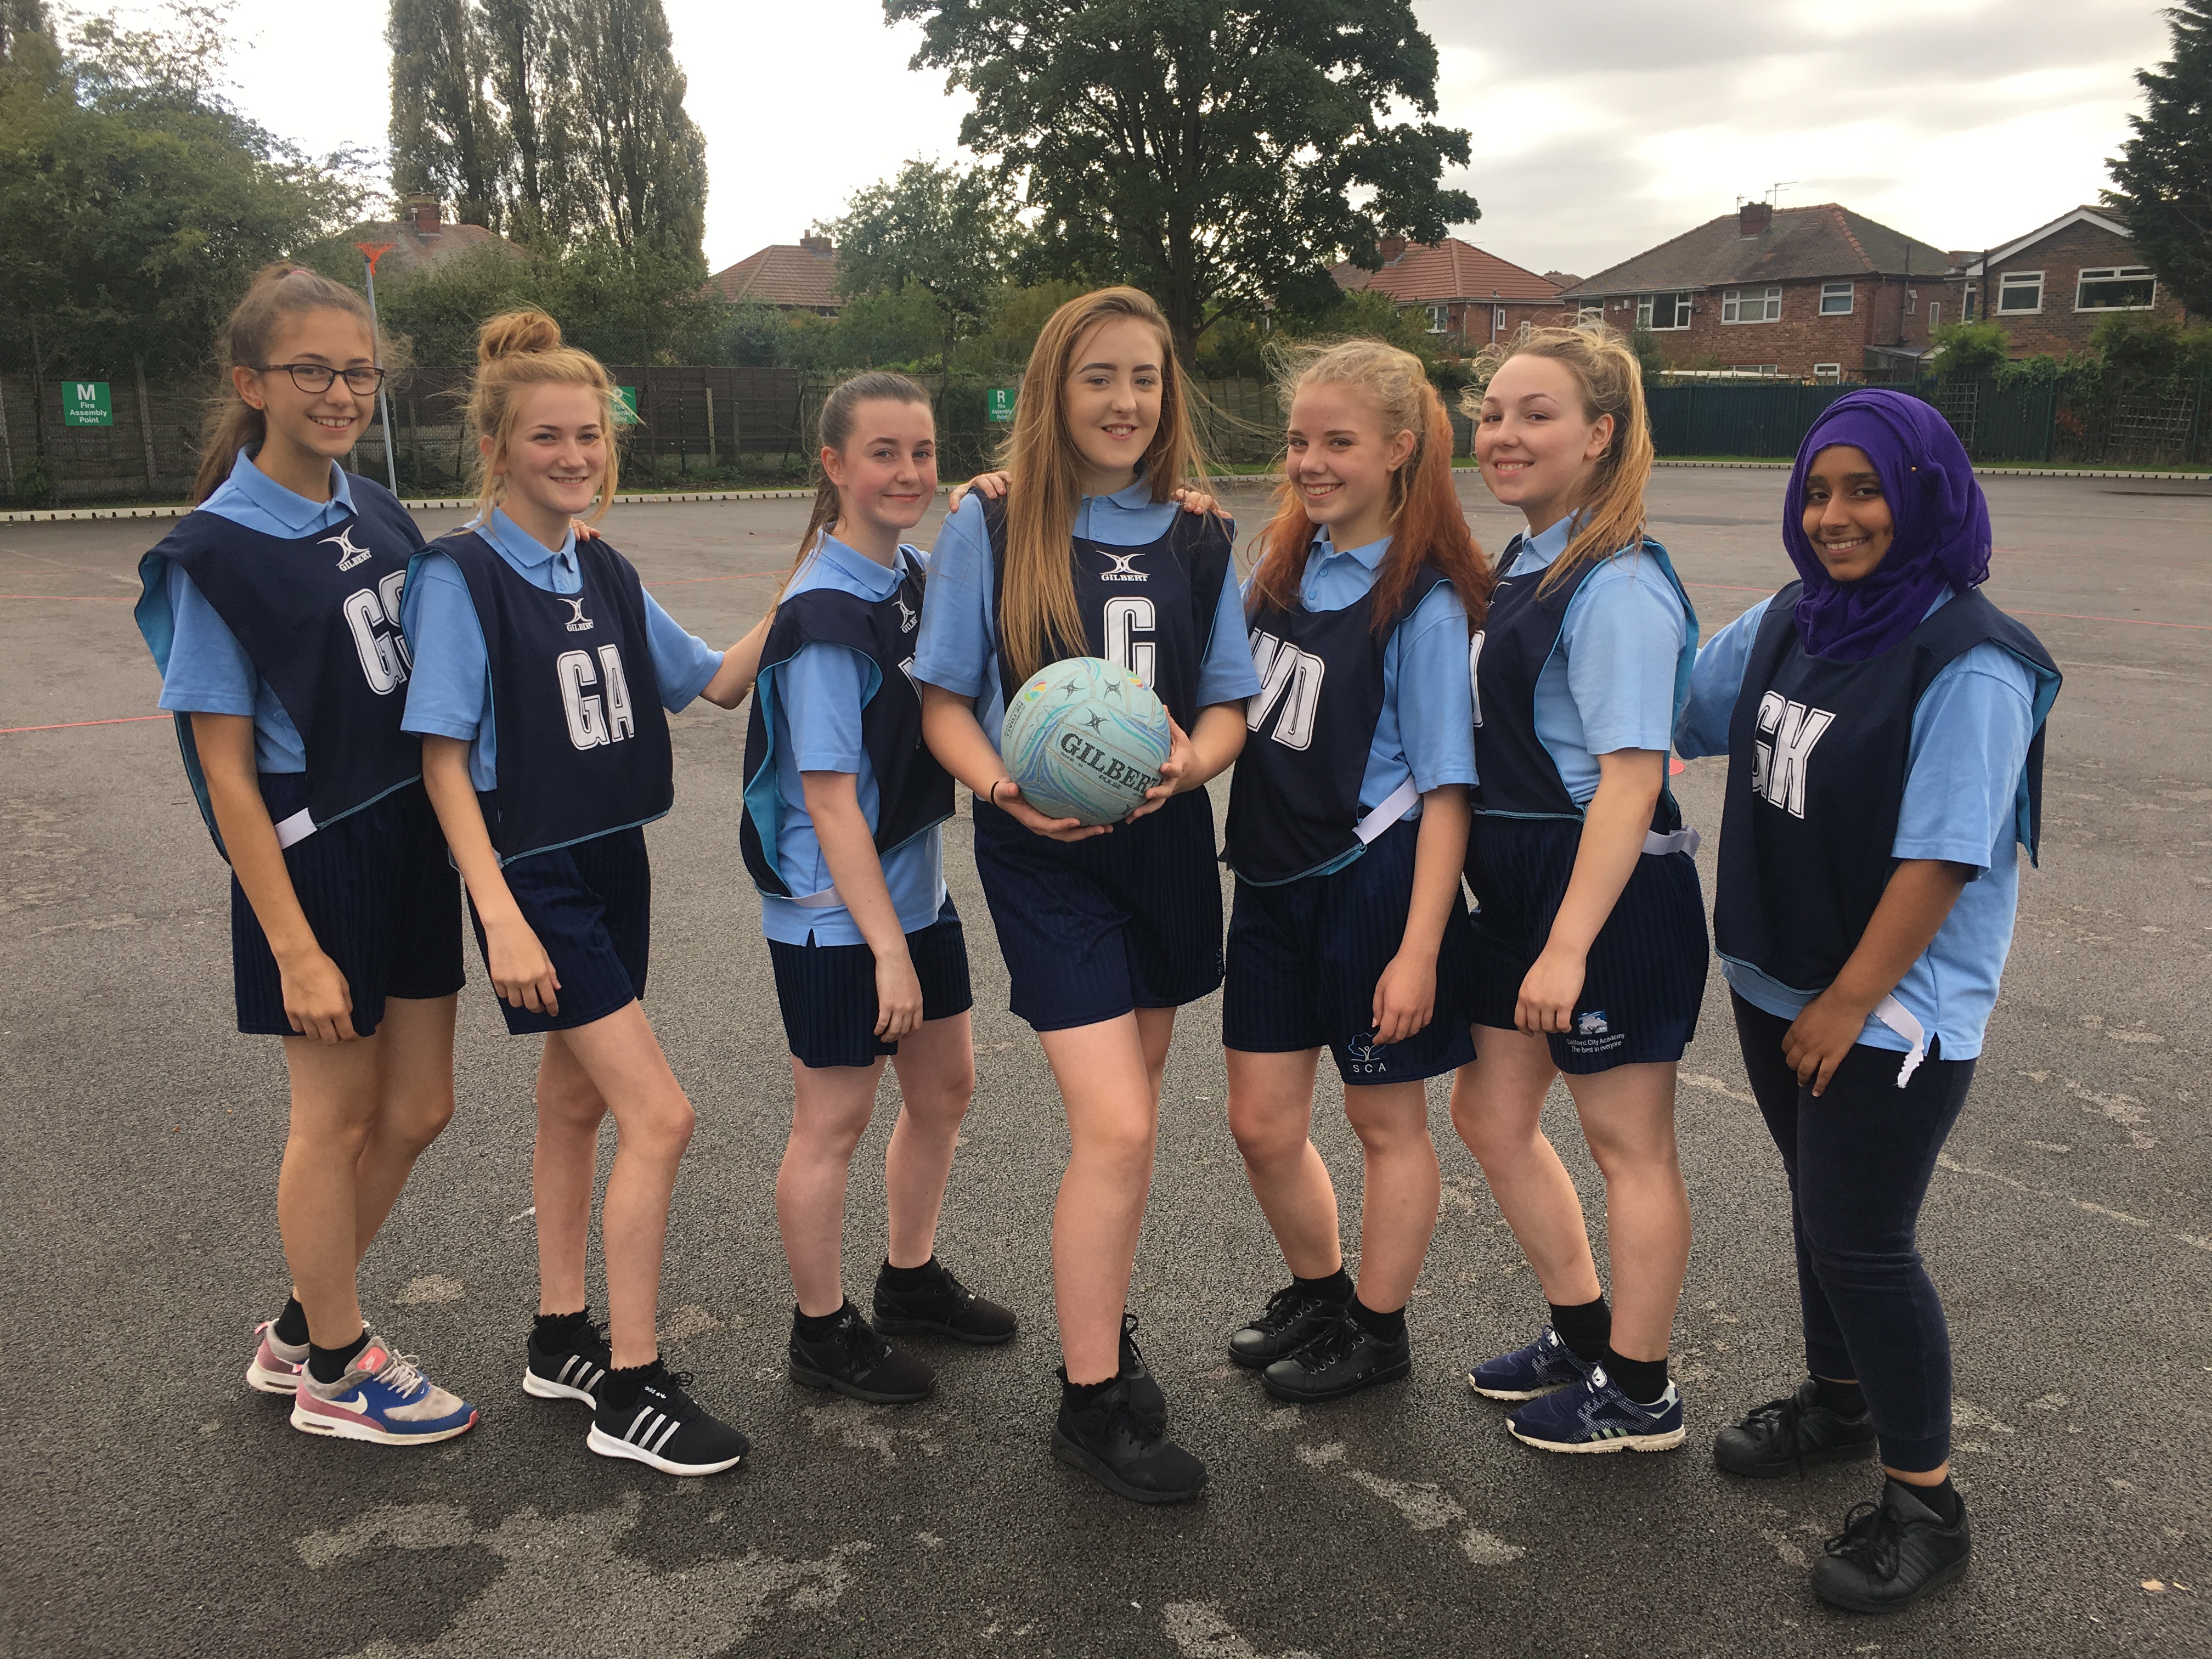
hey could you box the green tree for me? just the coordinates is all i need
[565,0,707,266]
[1931,320,2011,381]
[387,0,506,230]
[827,158,1028,367]
[2091,311,2212,377]
[888,0,1478,362]
[1,0,50,68]
[477,0,578,244]
[2105,0,2212,317]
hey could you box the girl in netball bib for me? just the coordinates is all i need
[1676,390,2058,1612]
[1448,326,1706,1454]
[741,371,1016,1407]
[135,265,476,1445]
[1220,340,1489,1404]
[402,311,761,1476]
[914,287,1259,1503]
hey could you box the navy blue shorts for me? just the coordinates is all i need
[1223,816,1477,1086]
[232,775,464,1038]
[970,787,1223,1034]
[1464,814,1708,1074]
[471,827,651,1036]
[766,896,974,1070]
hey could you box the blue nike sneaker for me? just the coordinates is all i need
[1506,1364,1685,1453]
[1468,1325,1595,1401]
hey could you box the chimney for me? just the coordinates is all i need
[403,192,442,235]
[799,234,833,255]
[1737,201,1773,238]
[1378,235,1409,264]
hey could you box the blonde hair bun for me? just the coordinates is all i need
[477,309,565,364]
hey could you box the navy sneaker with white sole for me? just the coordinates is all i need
[1506,1364,1685,1453]
[1468,1325,1595,1401]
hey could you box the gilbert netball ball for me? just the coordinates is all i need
[999,656,1172,826]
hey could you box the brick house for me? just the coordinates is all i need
[341,193,528,281]
[1949,206,2192,358]
[1561,202,1953,380]
[707,234,843,315]
[1329,237,1567,348]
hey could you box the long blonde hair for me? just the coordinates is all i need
[1463,324,1654,594]
[995,286,1211,683]
[465,309,623,523]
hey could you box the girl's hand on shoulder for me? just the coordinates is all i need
[1170,486,1231,520]
[280,948,359,1045]
[1127,716,1194,821]
[1514,944,1587,1037]
[571,520,602,542]
[1781,990,1866,1097]
[874,951,924,1041]
[1372,951,1437,1047]
[949,472,1011,512]
[992,778,1108,843]
[486,915,562,1017]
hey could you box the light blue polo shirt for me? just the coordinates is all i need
[755,534,948,947]
[1240,528,1477,878]
[1500,517,1696,804]
[399,509,724,791]
[1675,590,2045,1060]
[147,450,370,773]
[912,477,1261,742]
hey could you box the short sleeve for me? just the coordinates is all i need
[1561,558,1688,755]
[778,641,873,775]
[1674,595,1771,760]
[912,495,995,697]
[642,591,722,711]
[1196,547,1262,706]
[1893,645,2037,873]
[398,553,491,741]
[156,563,261,716]
[1393,582,1477,791]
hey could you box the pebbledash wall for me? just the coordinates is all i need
[1955,213,2194,359]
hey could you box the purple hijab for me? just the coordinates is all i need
[1782,388,1991,662]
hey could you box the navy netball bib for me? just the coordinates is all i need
[1714,582,2057,994]
[142,477,424,854]
[432,529,674,863]
[980,495,1233,731]
[1223,568,1449,885]
[1472,535,1688,833]
[740,547,953,898]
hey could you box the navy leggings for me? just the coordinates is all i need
[1731,992,1975,1472]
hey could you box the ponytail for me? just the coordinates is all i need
[780,371,934,607]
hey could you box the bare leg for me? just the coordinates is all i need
[882,1012,975,1269]
[776,1056,885,1317]
[533,1031,607,1318]
[1448,1026,1604,1306]
[1567,1062,1690,1362]
[276,1035,383,1348]
[1225,1048,1341,1279]
[347,994,458,1255]
[1341,1080,1441,1312]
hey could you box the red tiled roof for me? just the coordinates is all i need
[1562,205,1950,298]
[1330,238,1564,304]
[709,242,843,310]
[345,218,526,280]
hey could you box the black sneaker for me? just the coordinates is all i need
[1120,1312,1167,1427]
[789,1303,936,1404]
[1714,1378,1877,1478]
[1260,1308,1412,1403]
[523,1316,611,1410]
[1811,1480,1971,1613]
[871,1259,1019,1346]
[1051,1370,1207,1505]
[1228,1281,1347,1369]
[586,1364,748,1476]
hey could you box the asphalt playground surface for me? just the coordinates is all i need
[2,469,2207,1658]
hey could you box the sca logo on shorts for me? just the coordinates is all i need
[1576,1011,1610,1036]
[1344,1030,1393,1076]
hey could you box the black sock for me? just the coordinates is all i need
[1347,1294,1406,1342]
[877,1256,940,1291]
[1549,1296,1611,1362]
[1060,1370,1118,1406]
[600,1357,662,1410]
[534,1306,591,1351]
[1896,1474,1961,1526]
[273,1296,309,1347]
[793,1300,851,1341]
[1295,1266,1354,1305]
[1602,1347,1669,1406]
[307,1327,371,1385]
[1813,1374,1866,1419]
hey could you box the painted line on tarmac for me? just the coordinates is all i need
[0,714,166,735]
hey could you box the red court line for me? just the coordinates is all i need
[0,592,135,601]
[0,714,167,735]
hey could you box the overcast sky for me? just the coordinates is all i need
[208,0,2166,280]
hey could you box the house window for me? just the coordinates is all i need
[1426,303,1449,334]
[1637,291,1692,330]
[1576,304,1602,329]
[1813,364,1842,381]
[1997,272,2044,314]
[2076,267,2156,311]
[1722,286,1782,323]
[1729,364,1778,376]
[1962,287,1978,321]
[1928,302,1940,331]
[1819,282,1854,315]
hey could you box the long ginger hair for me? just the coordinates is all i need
[994,286,1212,682]
[1248,338,1493,629]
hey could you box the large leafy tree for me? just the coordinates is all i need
[1,0,50,67]
[387,0,505,231]
[563,0,706,264]
[2106,0,2212,317]
[826,159,1029,366]
[887,0,1478,360]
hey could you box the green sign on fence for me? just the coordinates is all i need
[614,386,640,425]
[63,381,112,427]
[986,387,1016,423]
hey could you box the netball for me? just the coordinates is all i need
[999,656,1172,825]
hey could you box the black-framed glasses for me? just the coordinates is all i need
[256,362,388,394]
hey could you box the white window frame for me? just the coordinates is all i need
[2074,267,2157,312]
[1722,286,1782,324]
[1819,282,1854,315]
[1425,303,1449,334]
[1928,301,1940,331]
[1576,304,1602,330]
[1637,291,1691,331]
[1728,364,1779,377]
[1812,363,1842,381]
[1997,270,2044,315]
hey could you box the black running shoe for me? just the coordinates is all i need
[1120,1312,1167,1427]
[871,1259,1019,1346]
[1051,1370,1207,1505]
[1229,1281,1348,1369]
[523,1316,611,1410]
[1260,1309,1412,1403]
[1714,1378,1878,1479]
[789,1303,936,1404]
[1811,1480,1971,1613]
[586,1364,748,1476]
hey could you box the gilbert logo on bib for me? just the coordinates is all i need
[323,526,373,572]
[561,595,595,634]
[1099,550,1148,582]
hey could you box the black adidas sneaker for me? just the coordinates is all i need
[790,1303,936,1404]
[871,1259,1019,1345]
[523,1316,611,1409]
[586,1364,748,1476]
